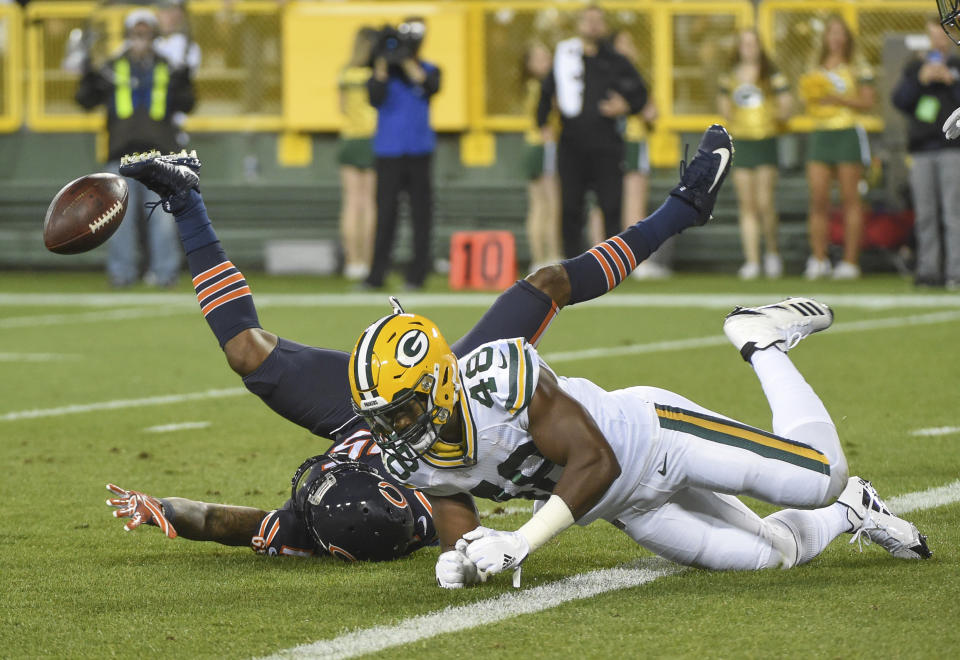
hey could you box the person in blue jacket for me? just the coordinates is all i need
[363,17,441,290]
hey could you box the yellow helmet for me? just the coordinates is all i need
[348,306,460,464]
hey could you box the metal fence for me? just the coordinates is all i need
[0,0,939,165]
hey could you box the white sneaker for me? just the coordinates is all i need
[837,477,932,559]
[832,261,861,280]
[344,263,369,281]
[804,257,832,280]
[631,261,673,280]
[763,253,783,279]
[723,297,833,362]
[738,261,761,280]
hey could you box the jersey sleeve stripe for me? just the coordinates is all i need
[655,404,830,474]
[192,260,234,288]
[529,300,559,347]
[196,271,244,304]
[596,241,627,281]
[413,489,433,513]
[200,286,252,316]
[507,341,520,413]
[508,340,535,416]
[265,518,281,545]
[610,236,637,270]
[588,247,616,290]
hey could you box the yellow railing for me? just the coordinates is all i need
[0,3,23,133]
[0,1,943,165]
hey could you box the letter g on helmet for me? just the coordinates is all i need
[348,311,459,461]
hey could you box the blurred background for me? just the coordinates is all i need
[0,0,941,281]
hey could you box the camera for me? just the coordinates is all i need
[372,19,425,66]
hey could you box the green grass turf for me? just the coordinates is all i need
[0,272,958,658]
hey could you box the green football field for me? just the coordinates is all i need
[1,271,958,658]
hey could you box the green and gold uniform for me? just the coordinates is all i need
[800,62,874,165]
[338,66,377,169]
[718,69,790,169]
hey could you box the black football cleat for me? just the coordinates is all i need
[669,124,734,225]
[119,149,201,209]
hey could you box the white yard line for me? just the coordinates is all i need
[0,387,247,422]
[1,292,959,309]
[262,559,680,660]
[264,478,960,660]
[4,310,958,422]
[0,307,190,329]
[911,426,960,437]
[0,352,80,362]
[543,309,960,363]
[143,421,211,433]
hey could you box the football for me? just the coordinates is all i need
[43,173,129,254]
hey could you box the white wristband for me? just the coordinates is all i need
[517,494,575,552]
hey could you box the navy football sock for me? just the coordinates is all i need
[562,196,697,305]
[169,191,261,347]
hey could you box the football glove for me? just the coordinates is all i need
[944,106,960,140]
[435,545,485,589]
[461,525,530,575]
[105,483,177,539]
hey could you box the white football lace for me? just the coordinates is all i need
[848,484,899,554]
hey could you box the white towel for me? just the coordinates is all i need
[554,37,584,118]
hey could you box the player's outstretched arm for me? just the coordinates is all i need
[461,370,620,576]
[105,484,266,546]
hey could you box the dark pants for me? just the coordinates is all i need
[558,139,624,257]
[365,154,434,288]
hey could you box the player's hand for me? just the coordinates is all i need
[105,483,177,539]
[435,546,485,589]
[460,525,530,574]
[944,106,960,140]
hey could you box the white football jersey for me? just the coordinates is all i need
[384,338,663,525]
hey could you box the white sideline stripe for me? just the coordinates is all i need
[887,478,960,514]
[0,352,80,362]
[264,478,960,660]
[543,310,960,363]
[261,559,680,660]
[0,307,189,329]
[3,310,958,422]
[143,421,211,433]
[911,426,960,437]
[0,387,247,422]
[1,292,960,309]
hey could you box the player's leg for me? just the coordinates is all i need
[557,124,732,307]
[722,297,847,499]
[119,152,271,375]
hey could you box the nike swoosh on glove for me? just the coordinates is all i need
[944,106,960,140]
[436,547,485,589]
[105,483,177,539]
[461,525,530,574]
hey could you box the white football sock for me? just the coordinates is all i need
[766,503,850,566]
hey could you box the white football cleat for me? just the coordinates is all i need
[723,297,833,362]
[837,477,932,559]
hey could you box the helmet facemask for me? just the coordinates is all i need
[939,0,960,45]
[359,366,457,465]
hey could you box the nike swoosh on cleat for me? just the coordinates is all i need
[708,147,730,193]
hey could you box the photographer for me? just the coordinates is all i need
[363,16,441,291]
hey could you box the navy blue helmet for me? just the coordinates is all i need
[291,454,416,562]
